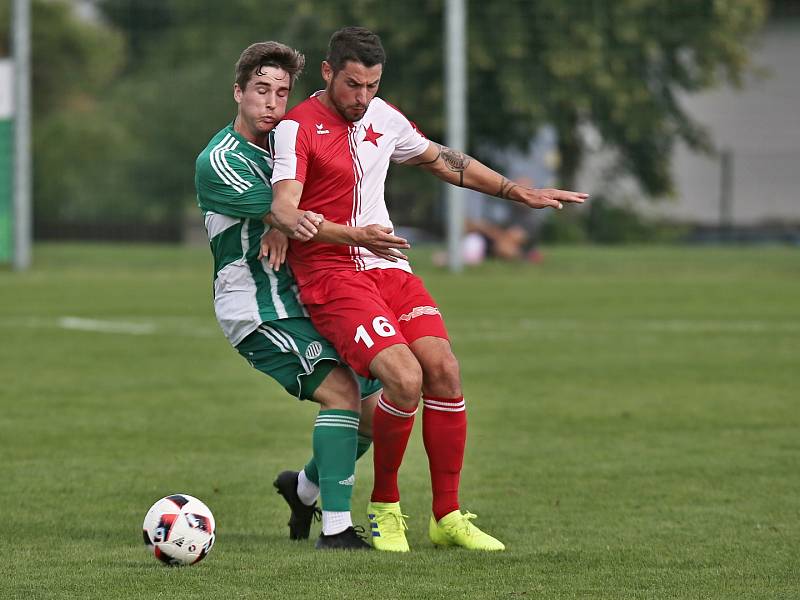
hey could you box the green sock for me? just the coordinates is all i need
[312,410,359,512]
[304,433,372,486]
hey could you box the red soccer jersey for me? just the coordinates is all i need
[271,92,429,285]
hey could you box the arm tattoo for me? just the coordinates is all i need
[416,143,472,187]
[440,146,471,187]
[413,143,443,167]
[497,177,519,200]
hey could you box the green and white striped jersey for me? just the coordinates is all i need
[195,123,307,346]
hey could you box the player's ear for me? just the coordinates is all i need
[321,61,333,85]
[233,83,243,104]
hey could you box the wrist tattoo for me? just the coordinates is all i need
[498,177,519,200]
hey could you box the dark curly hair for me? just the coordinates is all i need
[235,41,305,90]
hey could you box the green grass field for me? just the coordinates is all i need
[1,243,798,599]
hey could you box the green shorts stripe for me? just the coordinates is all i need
[257,323,312,373]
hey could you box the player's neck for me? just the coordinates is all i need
[233,115,267,148]
[316,91,349,124]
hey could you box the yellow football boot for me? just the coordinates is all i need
[367,501,410,552]
[429,510,505,551]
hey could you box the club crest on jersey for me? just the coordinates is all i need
[315,123,330,135]
[305,341,323,359]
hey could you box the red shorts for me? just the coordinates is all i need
[299,268,449,377]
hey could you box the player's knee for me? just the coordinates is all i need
[385,363,423,410]
[423,351,461,391]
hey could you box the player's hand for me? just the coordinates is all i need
[258,228,289,271]
[514,187,589,210]
[291,210,324,241]
[356,224,411,262]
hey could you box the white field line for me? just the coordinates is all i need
[58,317,157,335]
[0,316,218,338]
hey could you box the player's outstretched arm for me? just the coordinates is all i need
[405,142,589,210]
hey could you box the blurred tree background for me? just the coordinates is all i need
[0,0,770,241]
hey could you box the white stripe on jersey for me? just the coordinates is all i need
[210,136,243,192]
[219,137,253,190]
[271,120,300,183]
[204,211,239,240]
[246,140,270,154]
[211,134,253,193]
[235,152,269,184]
[290,282,310,317]
[346,126,366,270]
[211,135,248,193]
[261,260,289,320]
[237,218,287,319]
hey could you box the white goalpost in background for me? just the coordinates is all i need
[12,0,32,271]
[445,0,467,273]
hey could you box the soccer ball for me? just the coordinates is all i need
[142,494,216,566]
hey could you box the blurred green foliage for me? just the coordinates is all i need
[0,0,767,235]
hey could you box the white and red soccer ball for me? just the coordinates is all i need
[142,494,215,566]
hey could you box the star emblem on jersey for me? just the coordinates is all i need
[362,124,383,146]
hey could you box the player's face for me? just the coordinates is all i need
[234,66,291,136]
[323,60,382,122]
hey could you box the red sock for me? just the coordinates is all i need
[371,394,417,503]
[422,395,467,521]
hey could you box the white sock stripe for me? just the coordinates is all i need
[378,397,418,418]
[317,412,359,419]
[423,398,466,409]
[315,417,360,427]
[316,415,360,423]
[423,404,466,412]
[313,423,359,429]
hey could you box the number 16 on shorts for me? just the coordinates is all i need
[354,316,397,349]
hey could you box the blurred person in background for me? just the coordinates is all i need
[449,176,544,266]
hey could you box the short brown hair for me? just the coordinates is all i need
[235,41,305,89]
[327,27,385,72]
